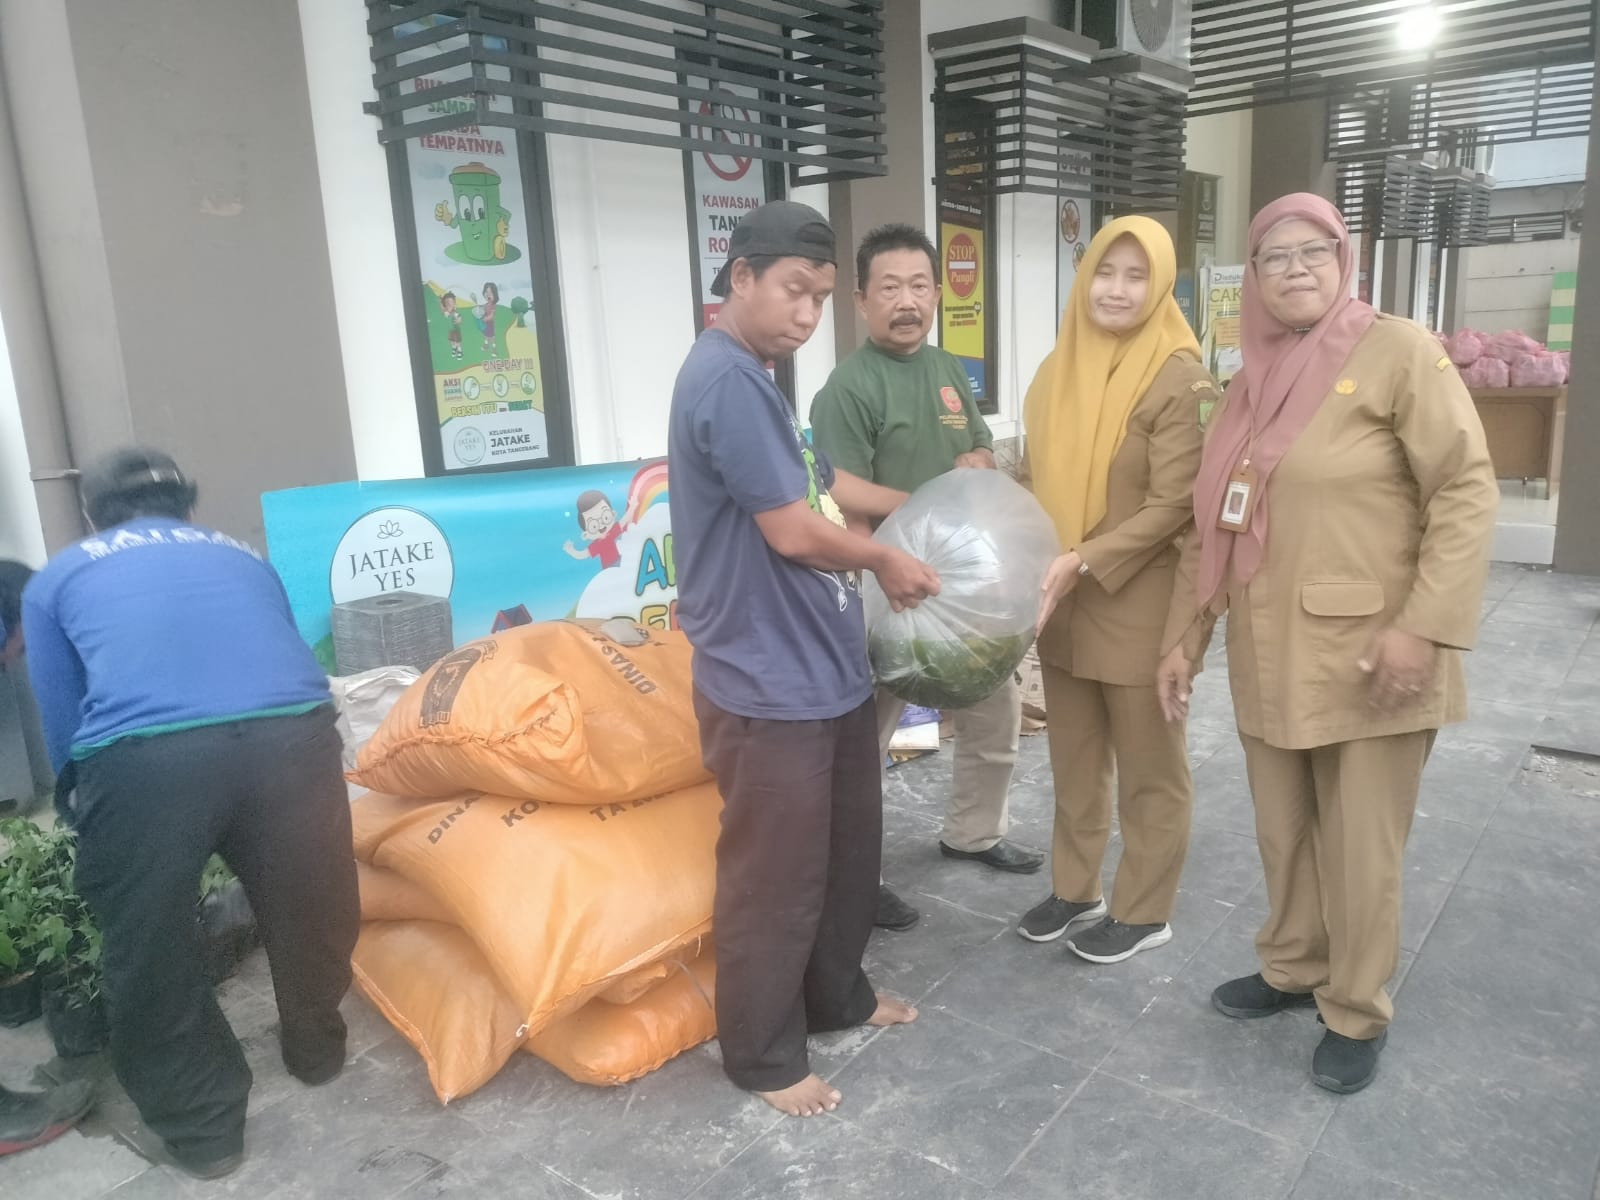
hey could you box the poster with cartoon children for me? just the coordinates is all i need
[395,16,551,472]
[564,490,630,570]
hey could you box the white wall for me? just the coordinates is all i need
[1461,236,1580,340]
[299,0,837,471]
[0,309,46,566]
[1184,110,1254,264]
[299,0,423,481]
[1493,137,1587,187]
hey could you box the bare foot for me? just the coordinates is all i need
[755,1074,842,1117]
[867,992,918,1027]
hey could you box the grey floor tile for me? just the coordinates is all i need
[1487,758,1600,848]
[1462,698,1550,745]
[0,1128,149,1200]
[1398,878,1452,953]
[925,891,1229,1071]
[1393,884,1600,1073]
[1005,1072,1307,1200]
[825,1007,1088,1182]
[1315,1036,1600,1200]
[1534,709,1600,758]
[1289,1152,1449,1200]
[1489,599,1600,632]
[454,1044,776,1200]
[1176,824,1268,905]
[1457,827,1600,919]
[396,1137,591,1198]
[1416,732,1525,829]
[1097,971,1335,1148]
[99,1165,196,1198]
[691,1116,984,1200]
[1401,812,1483,885]
[897,844,1051,923]
[862,896,1007,1005]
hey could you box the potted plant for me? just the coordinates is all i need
[0,816,51,1026]
[31,828,109,1058]
[197,856,257,985]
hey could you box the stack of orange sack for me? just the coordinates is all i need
[345,617,722,1103]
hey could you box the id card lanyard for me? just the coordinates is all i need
[1217,435,1261,534]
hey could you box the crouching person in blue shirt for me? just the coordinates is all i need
[22,448,358,1180]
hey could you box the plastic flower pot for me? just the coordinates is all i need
[0,970,41,1027]
[42,985,108,1058]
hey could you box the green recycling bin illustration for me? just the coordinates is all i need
[434,161,521,265]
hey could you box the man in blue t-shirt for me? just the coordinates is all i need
[670,201,940,1119]
[22,448,358,1180]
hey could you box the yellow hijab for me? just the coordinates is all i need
[1024,216,1200,548]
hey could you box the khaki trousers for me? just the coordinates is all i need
[1240,730,1434,1041]
[1041,666,1193,925]
[875,678,1020,853]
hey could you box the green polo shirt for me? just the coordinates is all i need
[810,341,994,495]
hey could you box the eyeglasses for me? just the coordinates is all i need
[1253,238,1340,277]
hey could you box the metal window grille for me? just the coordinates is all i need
[366,0,887,185]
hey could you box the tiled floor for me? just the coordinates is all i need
[5,563,1600,1199]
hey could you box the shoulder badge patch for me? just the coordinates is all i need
[1335,379,1358,395]
[1435,355,1452,371]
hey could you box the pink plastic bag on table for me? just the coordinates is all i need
[1461,357,1510,389]
[1510,353,1566,388]
[1555,351,1571,383]
[1447,330,1485,367]
[1486,330,1543,363]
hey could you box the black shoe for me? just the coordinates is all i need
[1211,973,1319,1019]
[939,839,1045,874]
[1311,1028,1388,1094]
[166,1141,246,1181]
[0,1080,95,1156]
[875,886,920,932]
[289,1055,346,1087]
[1067,917,1173,964]
[1017,894,1107,943]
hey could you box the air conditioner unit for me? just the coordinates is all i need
[1067,0,1191,70]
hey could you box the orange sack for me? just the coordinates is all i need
[349,619,709,804]
[371,781,723,1033]
[527,942,717,1086]
[351,920,527,1103]
[356,861,453,924]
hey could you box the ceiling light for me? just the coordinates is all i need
[1396,5,1443,51]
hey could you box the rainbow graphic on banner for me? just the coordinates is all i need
[624,459,670,523]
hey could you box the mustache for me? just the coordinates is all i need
[890,312,923,326]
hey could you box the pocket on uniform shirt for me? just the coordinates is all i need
[1300,581,1386,618]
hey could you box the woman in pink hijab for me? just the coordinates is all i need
[1155,194,1497,1093]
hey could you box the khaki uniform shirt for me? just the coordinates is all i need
[1165,315,1499,749]
[1027,351,1218,687]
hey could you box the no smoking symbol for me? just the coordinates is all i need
[696,98,755,181]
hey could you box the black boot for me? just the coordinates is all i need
[0,1080,95,1156]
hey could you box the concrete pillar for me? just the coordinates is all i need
[1380,238,1418,319]
[1552,64,1600,576]
[830,0,928,358]
[1,0,357,546]
[1249,99,1337,216]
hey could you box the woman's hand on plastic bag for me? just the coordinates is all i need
[873,547,941,612]
[1036,551,1084,633]
[1156,645,1195,724]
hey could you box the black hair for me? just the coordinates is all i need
[713,254,835,298]
[855,224,939,291]
[482,282,499,303]
[86,480,197,530]
[0,560,32,636]
[575,490,611,525]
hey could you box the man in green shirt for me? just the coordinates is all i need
[812,225,1042,929]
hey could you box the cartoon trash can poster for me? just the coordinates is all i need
[263,460,677,674]
[394,17,549,472]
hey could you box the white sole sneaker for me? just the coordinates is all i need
[1066,923,1173,964]
[1017,899,1108,943]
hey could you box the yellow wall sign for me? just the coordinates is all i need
[940,221,986,367]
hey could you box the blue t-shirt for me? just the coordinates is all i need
[22,517,331,772]
[668,329,870,720]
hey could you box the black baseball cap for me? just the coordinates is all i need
[79,447,194,519]
[709,200,837,298]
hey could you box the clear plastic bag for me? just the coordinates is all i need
[865,469,1060,710]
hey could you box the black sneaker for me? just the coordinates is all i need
[1311,1028,1388,1094]
[165,1141,245,1181]
[874,886,920,932]
[1211,973,1318,1019]
[1067,917,1172,963]
[1016,895,1107,943]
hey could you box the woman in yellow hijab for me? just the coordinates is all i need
[1018,216,1220,964]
